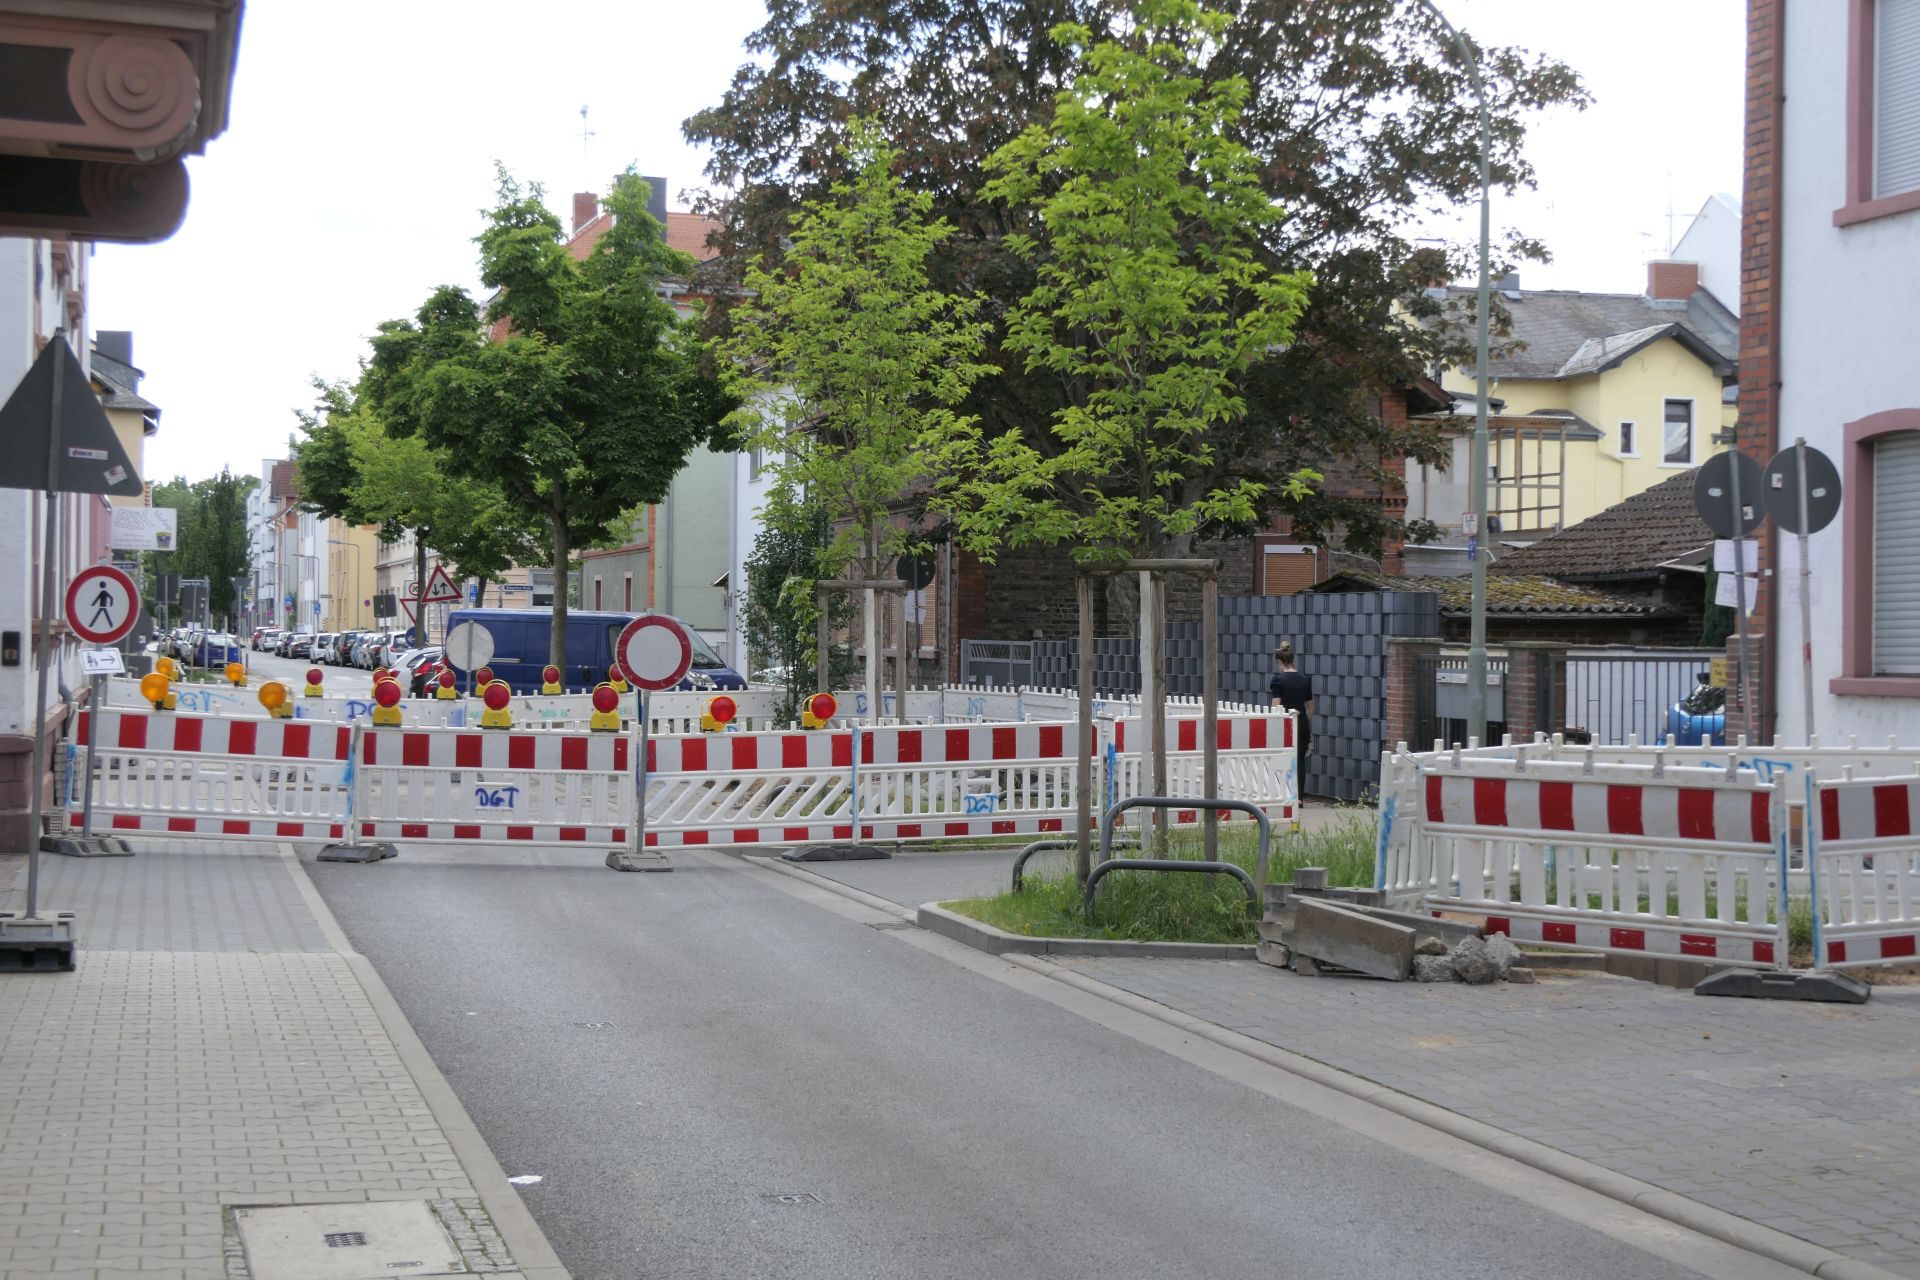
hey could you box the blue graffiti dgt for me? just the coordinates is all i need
[475,785,520,810]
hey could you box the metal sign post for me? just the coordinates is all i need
[1761,439,1843,746]
[1696,446,1765,744]
[607,615,692,872]
[1726,451,1754,744]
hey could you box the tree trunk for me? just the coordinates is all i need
[474,574,489,610]
[413,537,427,647]
[550,513,569,678]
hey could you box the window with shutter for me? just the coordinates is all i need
[1873,431,1920,674]
[1663,400,1693,465]
[1879,0,1920,198]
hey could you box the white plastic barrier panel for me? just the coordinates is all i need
[355,725,633,847]
[70,709,354,841]
[1109,713,1298,828]
[1808,773,1920,969]
[1414,756,1790,968]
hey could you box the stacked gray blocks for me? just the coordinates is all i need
[1011,590,1439,803]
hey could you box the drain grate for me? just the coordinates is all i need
[322,1232,367,1248]
[761,1193,820,1205]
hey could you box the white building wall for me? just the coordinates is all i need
[727,448,777,675]
[1774,6,1920,745]
[0,240,91,737]
[1671,193,1742,315]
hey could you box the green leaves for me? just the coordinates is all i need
[939,0,1313,563]
[717,119,992,582]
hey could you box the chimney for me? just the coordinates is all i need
[571,192,598,235]
[1647,260,1699,302]
[95,329,132,368]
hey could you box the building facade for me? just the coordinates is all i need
[1747,0,1920,743]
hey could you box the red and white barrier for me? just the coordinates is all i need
[1808,773,1920,968]
[1404,755,1790,969]
[68,709,353,841]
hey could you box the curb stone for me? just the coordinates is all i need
[917,901,1258,959]
[280,844,574,1280]
[756,851,1904,1280]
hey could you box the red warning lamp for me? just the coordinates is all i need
[808,693,837,721]
[543,665,560,684]
[306,667,322,686]
[707,695,737,725]
[438,667,456,689]
[475,666,494,685]
[591,683,620,714]
[373,679,403,708]
[483,681,511,711]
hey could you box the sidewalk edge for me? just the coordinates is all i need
[278,844,574,1280]
[758,849,1903,1280]
[1015,957,1904,1280]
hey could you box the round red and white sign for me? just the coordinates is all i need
[615,615,692,692]
[65,565,140,645]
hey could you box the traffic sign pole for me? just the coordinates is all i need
[1728,441,1754,744]
[24,343,65,919]
[1795,437,1816,743]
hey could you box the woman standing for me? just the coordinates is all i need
[1268,641,1314,798]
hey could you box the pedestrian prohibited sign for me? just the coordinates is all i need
[615,614,692,691]
[65,564,139,645]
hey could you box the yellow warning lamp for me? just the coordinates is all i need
[225,662,246,687]
[258,680,292,719]
[370,676,404,726]
[588,682,622,732]
[139,671,175,711]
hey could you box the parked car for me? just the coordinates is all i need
[442,608,745,695]
[283,632,318,660]
[311,633,338,664]
[193,632,243,668]
[395,647,445,697]
[333,631,364,665]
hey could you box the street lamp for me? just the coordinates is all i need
[328,538,363,628]
[1417,0,1494,745]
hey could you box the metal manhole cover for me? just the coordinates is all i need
[761,1192,820,1205]
[233,1201,459,1279]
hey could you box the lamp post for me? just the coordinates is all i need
[1418,0,1493,745]
[328,537,363,629]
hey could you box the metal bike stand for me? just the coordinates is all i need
[1082,796,1271,921]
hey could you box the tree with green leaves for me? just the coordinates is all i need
[293,380,539,629]
[686,0,1587,559]
[146,468,256,625]
[717,120,990,696]
[936,0,1314,563]
[364,170,730,669]
[741,487,854,718]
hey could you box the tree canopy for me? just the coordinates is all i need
[146,468,255,623]
[362,169,732,667]
[685,0,1588,556]
[718,119,990,581]
[936,0,1314,562]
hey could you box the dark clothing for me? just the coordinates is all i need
[1268,670,1313,715]
[1269,669,1313,791]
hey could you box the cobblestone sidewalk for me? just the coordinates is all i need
[0,846,550,1280]
[1058,955,1920,1279]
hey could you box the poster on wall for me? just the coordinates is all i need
[110,505,178,551]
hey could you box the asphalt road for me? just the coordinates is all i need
[233,645,376,698]
[305,843,1793,1280]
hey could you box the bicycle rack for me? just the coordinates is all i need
[1010,833,1140,892]
[1081,795,1270,921]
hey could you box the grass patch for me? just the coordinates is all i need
[944,809,1378,943]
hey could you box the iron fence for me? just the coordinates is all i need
[959,639,1035,688]
[1548,651,1722,746]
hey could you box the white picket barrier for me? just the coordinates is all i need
[1807,773,1920,969]
[1107,713,1299,829]
[69,709,354,842]
[353,723,633,847]
[1404,753,1791,968]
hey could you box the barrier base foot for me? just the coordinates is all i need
[783,844,891,862]
[1695,968,1870,1004]
[316,841,399,864]
[42,834,133,857]
[606,849,673,872]
[0,912,77,971]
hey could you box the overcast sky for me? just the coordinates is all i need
[88,0,1745,484]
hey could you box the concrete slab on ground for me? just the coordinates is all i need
[1060,954,1920,1279]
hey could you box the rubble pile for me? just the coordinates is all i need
[1258,868,1534,984]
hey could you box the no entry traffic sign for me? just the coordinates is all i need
[616,615,692,692]
[65,564,139,645]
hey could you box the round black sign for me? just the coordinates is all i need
[896,552,936,591]
[1761,443,1843,535]
[1693,450,1766,539]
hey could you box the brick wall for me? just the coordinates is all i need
[1738,0,1782,741]
[1385,636,1440,751]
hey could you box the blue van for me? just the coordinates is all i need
[443,608,745,694]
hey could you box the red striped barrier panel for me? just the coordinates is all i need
[67,710,353,842]
[1809,774,1920,969]
[1410,757,1790,969]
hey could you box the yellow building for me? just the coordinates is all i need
[1407,261,1738,568]
[90,332,156,511]
[322,519,381,633]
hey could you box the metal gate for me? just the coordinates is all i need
[960,640,1034,688]
[1544,651,1722,746]
[1411,653,1509,749]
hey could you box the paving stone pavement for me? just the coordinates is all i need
[0,845,533,1280]
[1058,955,1920,1279]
